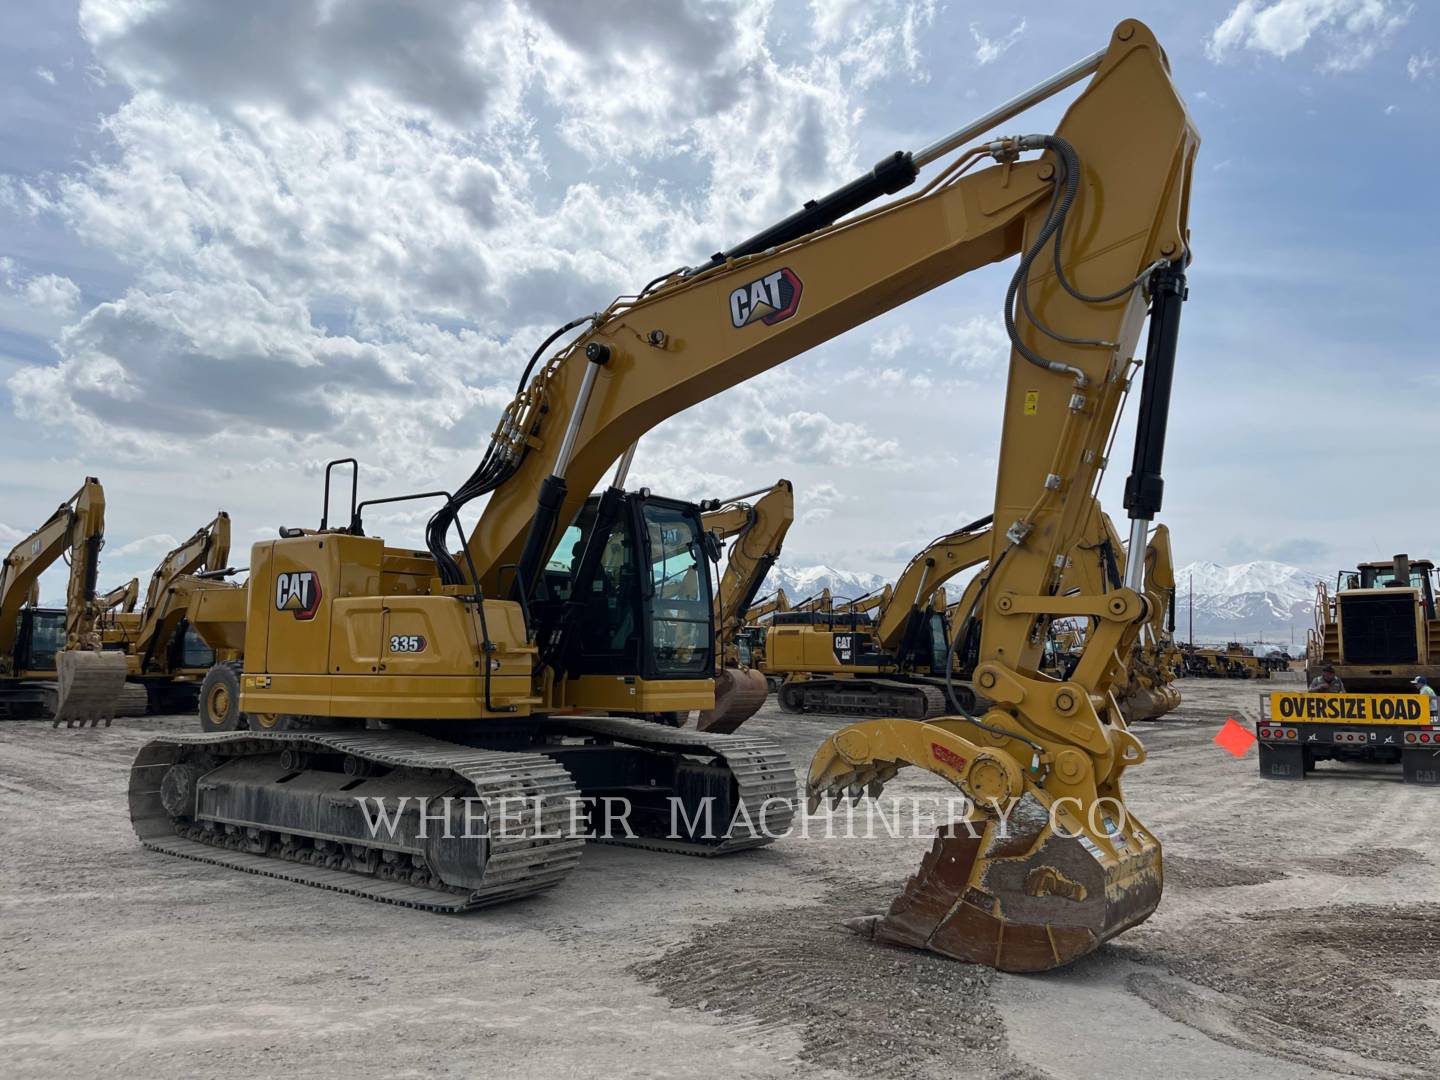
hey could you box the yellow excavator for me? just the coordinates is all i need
[0,477,130,724]
[791,588,833,614]
[130,19,1195,971]
[102,512,245,713]
[739,587,790,686]
[746,589,791,624]
[767,515,992,718]
[99,577,140,617]
[697,480,794,733]
[839,584,894,618]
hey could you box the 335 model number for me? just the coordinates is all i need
[389,634,427,653]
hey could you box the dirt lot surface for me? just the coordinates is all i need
[3,676,1437,1079]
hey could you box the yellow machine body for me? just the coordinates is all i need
[131,18,1196,970]
[1307,555,1440,692]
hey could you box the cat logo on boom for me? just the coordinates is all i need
[729,268,803,328]
[274,571,322,620]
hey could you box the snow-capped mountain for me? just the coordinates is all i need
[750,557,1323,643]
[758,562,886,604]
[1173,560,1321,642]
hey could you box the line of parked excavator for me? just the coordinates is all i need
[5,20,1438,977]
[5,475,1434,770]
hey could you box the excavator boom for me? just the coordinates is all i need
[100,578,140,617]
[699,480,794,732]
[132,512,233,670]
[807,20,1197,971]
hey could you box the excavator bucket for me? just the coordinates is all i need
[52,649,129,727]
[697,667,770,733]
[1118,686,1168,723]
[808,718,1162,973]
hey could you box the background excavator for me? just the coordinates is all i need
[765,515,992,718]
[99,578,139,618]
[1033,508,1181,721]
[0,477,129,724]
[130,18,1194,973]
[838,585,894,619]
[746,589,790,623]
[102,513,244,714]
[697,479,793,733]
[740,587,790,687]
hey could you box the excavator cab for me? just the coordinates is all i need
[538,492,715,682]
[13,608,66,673]
[913,609,951,677]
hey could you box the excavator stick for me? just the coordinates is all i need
[52,649,129,727]
[809,718,1161,972]
[697,666,770,733]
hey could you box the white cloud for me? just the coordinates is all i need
[35,67,56,85]
[22,274,82,315]
[114,532,179,557]
[0,523,27,544]
[1409,50,1437,79]
[970,18,1027,66]
[938,315,1009,372]
[11,0,935,490]
[869,323,913,362]
[738,407,900,465]
[1207,1,1410,72]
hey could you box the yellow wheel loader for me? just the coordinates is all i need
[130,18,1195,972]
[1307,555,1440,692]
[697,480,794,732]
[0,478,130,725]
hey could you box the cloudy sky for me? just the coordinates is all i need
[2,0,1436,599]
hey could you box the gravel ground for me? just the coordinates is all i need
[2,676,1436,1079]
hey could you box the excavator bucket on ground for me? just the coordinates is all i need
[1119,684,1180,723]
[698,667,770,733]
[52,649,129,727]
[808,718,1162,973]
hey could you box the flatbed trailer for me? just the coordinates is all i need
[1257,690,1440,784]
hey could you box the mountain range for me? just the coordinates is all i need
[758,563,887,606]
[1172,560,1321,645]
[758,558,1322,646]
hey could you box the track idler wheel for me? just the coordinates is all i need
[808,718,1162,973]
[698,668,770,733]
[776,682,805,714]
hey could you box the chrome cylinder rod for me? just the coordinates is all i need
[1124,517,1149,594]
[913,46,1107,168]
[610,441,638,489]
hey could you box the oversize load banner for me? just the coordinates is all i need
[1269,692,1439,725]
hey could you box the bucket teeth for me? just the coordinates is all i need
[844,914,882,939]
